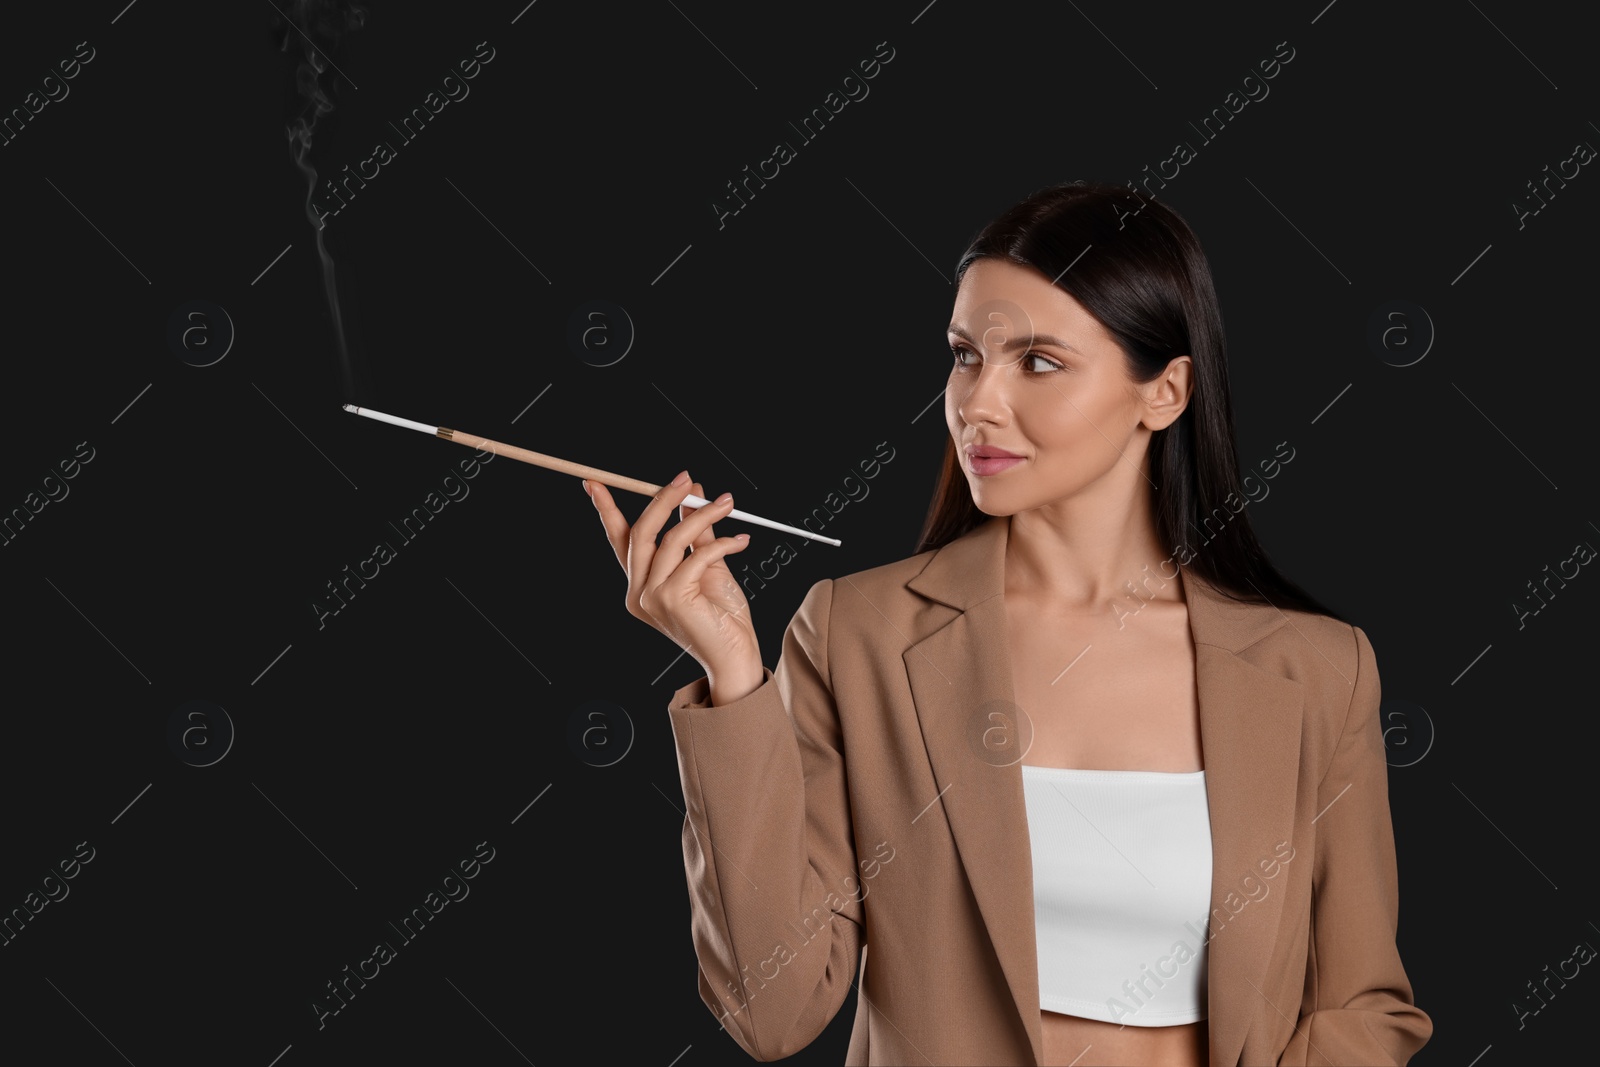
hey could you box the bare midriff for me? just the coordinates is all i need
[1040,1010,1207,1066]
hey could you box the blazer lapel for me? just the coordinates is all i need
[903,515,1303,1067]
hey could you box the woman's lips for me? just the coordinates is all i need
[968,454,1024,476]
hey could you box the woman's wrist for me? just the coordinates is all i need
[707,662,766,707]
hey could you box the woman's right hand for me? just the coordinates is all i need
[586,470,766,703]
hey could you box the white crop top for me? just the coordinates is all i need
[1019,765,1213,1027]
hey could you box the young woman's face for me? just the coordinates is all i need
[944,257,1167,516]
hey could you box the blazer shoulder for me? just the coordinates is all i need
[800,547,941,638]
[833,546,939,593]
[1245,607,1374,712]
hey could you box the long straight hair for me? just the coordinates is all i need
[915,181,1347,623]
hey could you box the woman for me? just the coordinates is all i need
[584,182,1432,1066]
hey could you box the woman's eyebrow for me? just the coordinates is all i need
[947,322,1083,356]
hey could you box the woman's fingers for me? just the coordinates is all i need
[588,470,740,619]
[671,532,751,594]
[679,482,717,548]
[587,470,760,675]
[586,479,631,571]
[626,471,697,597]
[647,492,736,592]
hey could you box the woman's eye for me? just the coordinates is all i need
[1023,353,1061,373]
[949,345,1060,373]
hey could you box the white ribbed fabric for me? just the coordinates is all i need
[1019,764,1213,1027]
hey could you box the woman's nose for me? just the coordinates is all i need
[957,356,1014,425]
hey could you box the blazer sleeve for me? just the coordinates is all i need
[1277,625,1433,1066]
[664,578,864,1062]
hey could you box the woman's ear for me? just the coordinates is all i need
[1141,355,1193,431]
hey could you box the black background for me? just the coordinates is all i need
[1,1,1593,1064]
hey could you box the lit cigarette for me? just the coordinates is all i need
[342,404,842,547]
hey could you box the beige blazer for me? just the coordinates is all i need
[667,513,1432,1065]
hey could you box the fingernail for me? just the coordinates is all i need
[672,470,690,486]
[715,492,732,505]
[581,479,591,495]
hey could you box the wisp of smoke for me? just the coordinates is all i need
[279,0,371,403]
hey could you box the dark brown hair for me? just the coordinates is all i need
[916,181,1346,622]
